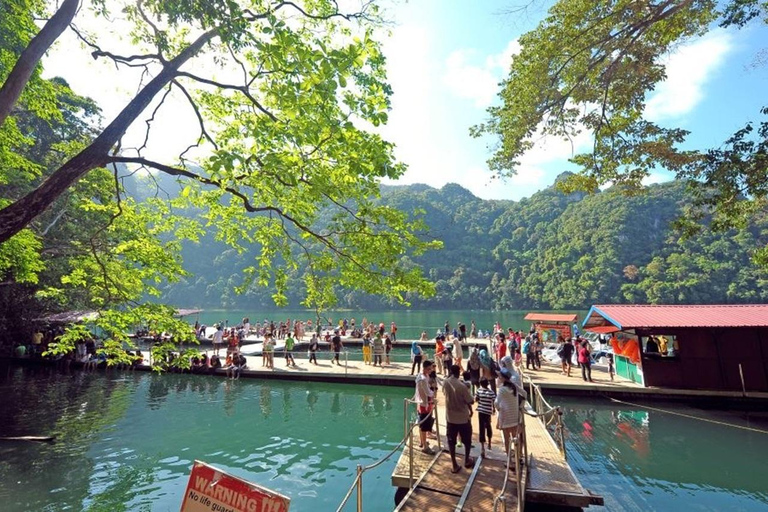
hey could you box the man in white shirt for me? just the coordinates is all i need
[414,360,436,454]
[212,325,224,356]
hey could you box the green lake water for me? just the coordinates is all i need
[4,365,768,511]
[558,396,768,511]
[0,366,410,512]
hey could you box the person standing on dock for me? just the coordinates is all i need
[453,334,464,371]
[523,336,536,371]
[390,322,398,342]
[434,335,445,375]
[362,333,372,365]
[410,342,424,375]
[284,334,296,367]
[309,333,319,365]
[264,335,275,369]
[212,324,224,356]
[578,340,593,382]
[384,334,392,365]
[559,338,575,376]
[372,332,384,366]
[468,346,481,394]
[414,360,436,455]
[470,320,477,338]
[475,378,496,457]
[443,364,475,473]
[495,368,526,456]
[331,330,343,365]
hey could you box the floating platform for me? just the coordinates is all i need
[5,346,768,403]
[391,401,602,511]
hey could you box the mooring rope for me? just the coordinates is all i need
[605,396,768,435]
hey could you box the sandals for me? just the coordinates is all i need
[464,457,475,468]
[451,465,462,474]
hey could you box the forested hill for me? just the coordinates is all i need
[158,176,768,310]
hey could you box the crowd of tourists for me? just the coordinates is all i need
[409,322,614,473]
[413,358,525,473]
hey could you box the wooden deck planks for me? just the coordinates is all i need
[394,398,600,510]
[462,457,521,512]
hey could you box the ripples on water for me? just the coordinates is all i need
[0,366,410,512]
[559,396,768,511]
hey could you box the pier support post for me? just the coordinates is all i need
[356,464,363,512]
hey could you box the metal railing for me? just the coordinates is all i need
[336,398,440,512]
[493,411,525,512]
[524,376,566,459]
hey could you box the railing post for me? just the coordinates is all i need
[433,402,442,451]
[409,421,415,488]
[356,464,363,512]
[516,438,523,512]
[403,399,409,439]
[557,407,566,460]
[522,411,528,473]
[345,350,348,377]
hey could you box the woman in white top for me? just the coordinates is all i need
[495,368,526,455]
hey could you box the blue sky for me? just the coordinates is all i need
[42,1,767,201]
[377,0,768,199]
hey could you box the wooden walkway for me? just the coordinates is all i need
[392,400,602,511]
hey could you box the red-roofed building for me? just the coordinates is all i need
[583,304,768,392]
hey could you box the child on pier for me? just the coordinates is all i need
[475,378,496,457]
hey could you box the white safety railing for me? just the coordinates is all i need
[336,398,440,512]
[493,412,525,512]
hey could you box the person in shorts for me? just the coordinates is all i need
[443,364,475,473]
[414,360,436,454]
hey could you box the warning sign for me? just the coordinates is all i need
[179,460,290,512]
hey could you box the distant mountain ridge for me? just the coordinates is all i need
[156,174,768,309]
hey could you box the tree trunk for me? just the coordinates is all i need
[0,0,80,126]
[0,29,217,245]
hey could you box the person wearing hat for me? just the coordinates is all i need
[495,367,527,456]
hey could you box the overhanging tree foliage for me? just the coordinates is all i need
[0,0,439,365]
[475,0,767,256]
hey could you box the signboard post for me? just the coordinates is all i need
[180,460,290,512]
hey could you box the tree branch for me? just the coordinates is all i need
[175,70,278,121]
[0,0,80,125]
[171,79,219,150]
[0,28,219,245]
[106,156,273,213]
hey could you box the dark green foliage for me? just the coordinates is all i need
[159,175,768,310]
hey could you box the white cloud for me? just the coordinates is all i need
[442,39,520,108]
[645,29,734,121]
[642,172,673,186]
[509,166,545,185]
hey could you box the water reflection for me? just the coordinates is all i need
[0,367,409,512]
[560,396,768,511]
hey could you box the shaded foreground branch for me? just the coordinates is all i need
[0,29,218,244]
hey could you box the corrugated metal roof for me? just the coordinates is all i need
[583,304,768,329]
[524,313,578,323]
